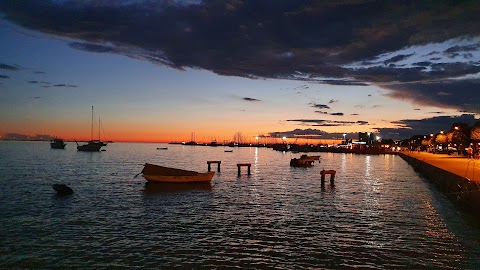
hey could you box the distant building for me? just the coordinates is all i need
[358,132,375,145]
[1,133,54,141]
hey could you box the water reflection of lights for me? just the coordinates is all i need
[365,155,371,177]
[254,147,259,177]
[384,154,390,177]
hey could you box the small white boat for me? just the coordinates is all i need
[140,163,215,183]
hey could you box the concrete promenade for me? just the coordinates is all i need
[400,151,480,183]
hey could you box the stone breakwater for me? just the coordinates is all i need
[399,152,480,216]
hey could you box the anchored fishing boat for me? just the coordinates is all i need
[140,163,215,183]
[50,138,66,149]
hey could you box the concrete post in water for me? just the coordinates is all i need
[320,170,336,187]
[237,163,251,176]
[207,161,221,172]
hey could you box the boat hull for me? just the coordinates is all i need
[290,155,318,167]
[143,172,215,183]
[77,141,103,151]
[51,143,66,149]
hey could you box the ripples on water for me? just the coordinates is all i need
[1,141,480,269]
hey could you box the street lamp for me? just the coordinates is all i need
[343,133,346,142]
[282,136,286,144]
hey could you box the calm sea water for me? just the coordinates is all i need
[1,141,480,269]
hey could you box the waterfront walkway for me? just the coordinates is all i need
[401,151,480,183]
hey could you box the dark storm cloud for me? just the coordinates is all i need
[318,80,369,86]
[28,80,38,83]
[311,103,330,110]
[384,53,414,65]
[270,129,361,140]
[378,114,477,139]
[0,63,19,71]
[1,0,480,111]
[68,42,120,54]
[0,75,9,79]
[445,44,479,54]
[269,128,328,139]
[243,97,260,102]
[330,112,344,116]
[383,79,480,113]
[286,119,368,127]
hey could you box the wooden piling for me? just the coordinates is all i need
[237,163,251,176]
[207,161,221,172]
[320,170,336,186]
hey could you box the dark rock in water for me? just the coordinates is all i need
[53,184,74,195]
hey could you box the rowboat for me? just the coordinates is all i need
[140,163,215,183]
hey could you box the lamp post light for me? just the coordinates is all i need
[343,133,346,144]
[282,136,286,144]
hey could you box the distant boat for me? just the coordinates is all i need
[224,150,233,152]
[157,147,168,150]
[50,138,66,149]
[77,106,107,152]
[208,141,218,147]
[184,141,197,145]
[140,163,215,183]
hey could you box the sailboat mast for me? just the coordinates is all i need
[91,106,94,141]
[99,117,101,141]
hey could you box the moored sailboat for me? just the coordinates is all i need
[77,106,107,152]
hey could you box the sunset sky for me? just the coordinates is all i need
[0,0,479,143]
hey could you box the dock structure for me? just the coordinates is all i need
[207,161,221,172]
[237,163,251,176]
[320,170,336,187]
[399,151,480,217]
